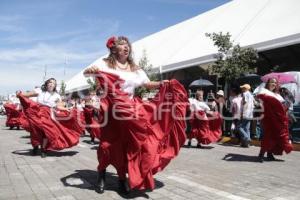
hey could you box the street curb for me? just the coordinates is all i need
[220,136,300,151]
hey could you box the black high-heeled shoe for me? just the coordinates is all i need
[118,179,130,195]
[95,169,106,194]
[32,146,39,155]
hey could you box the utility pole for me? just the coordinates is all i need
[64,57,68,78]
[43,65,47,82]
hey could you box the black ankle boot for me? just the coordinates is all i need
[118,179,130,195]
[41,149,47,158]
[187,140,191,148]
[267,153,276,161]
[257,154,264,163]
[95,170,106,194]
[32,146,39,155]
[90,138,95,145]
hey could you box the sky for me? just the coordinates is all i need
[0,0,229,96]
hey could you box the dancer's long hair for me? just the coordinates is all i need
[41,78,57,92]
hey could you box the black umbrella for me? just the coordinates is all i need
[189,78,214,88]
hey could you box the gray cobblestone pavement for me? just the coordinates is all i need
[1,117,300,200]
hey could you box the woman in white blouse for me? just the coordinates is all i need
[256,78,293,162]
[85,36,164,97]
[84,36,187,195]
[22,78,62,108]
[19,78,74,157]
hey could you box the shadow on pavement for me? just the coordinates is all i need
[12,149,78,157]
[47,151,78,157]
[82,139,99,145]
[222,153,285,162]
[182,145,214,149]
[61,169,164,199]
[3,127,22,131]
[90,146,98,150]
[20,135,31,139]
[222,153,260,162]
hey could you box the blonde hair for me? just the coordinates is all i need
[103,36,139,71]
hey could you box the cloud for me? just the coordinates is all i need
[0,14,121,95]
[4,30,88,44]
[0,43,103,94]
[0,15,25,32]
[1,17,120,46]
[0,43,100,62]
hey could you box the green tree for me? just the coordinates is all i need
[135,50,159,98]
[87,78,97,91]
[59,80,66,96]
[206,32,258,82]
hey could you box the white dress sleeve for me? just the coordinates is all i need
[55,93,62,102]
[137,69,150,84]
[35,88,42,95]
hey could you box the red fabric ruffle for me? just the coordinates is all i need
[19,112,32,132]
[94,71,188,190]
[189,111,222,144]
[83,106,101,139]
[4,103,22,127]
[18,94,82,150]
[257,94,293,155]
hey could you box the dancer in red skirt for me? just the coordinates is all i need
[256,78,293,162]
[187,90,222,148]
[17,78,83,158]
[84,36,188,194]
[83,91,102,144]
[3,100,22,130]
[83,91,101,144]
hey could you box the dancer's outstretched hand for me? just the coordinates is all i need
[84,66,99,75]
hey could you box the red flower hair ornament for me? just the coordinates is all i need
[106,36,117,49]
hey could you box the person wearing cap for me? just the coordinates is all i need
[238,84,254,147]
[215,90,226,113]
[215,90,228,134]
[216,90,224,97]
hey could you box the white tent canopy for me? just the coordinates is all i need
[66,0,300,93]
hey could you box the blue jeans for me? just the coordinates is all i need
[237,119,251,142]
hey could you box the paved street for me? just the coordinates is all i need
[1,117,300,200]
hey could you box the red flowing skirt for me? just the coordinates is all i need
[257,94,293,155]
[83,106,101,139]
[4,103,22,127]
[18,94,83,150]
[19,111,32,132]
[189,111,222,144]
[94,71,188,190]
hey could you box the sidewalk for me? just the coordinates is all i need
[1,118,300,200]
